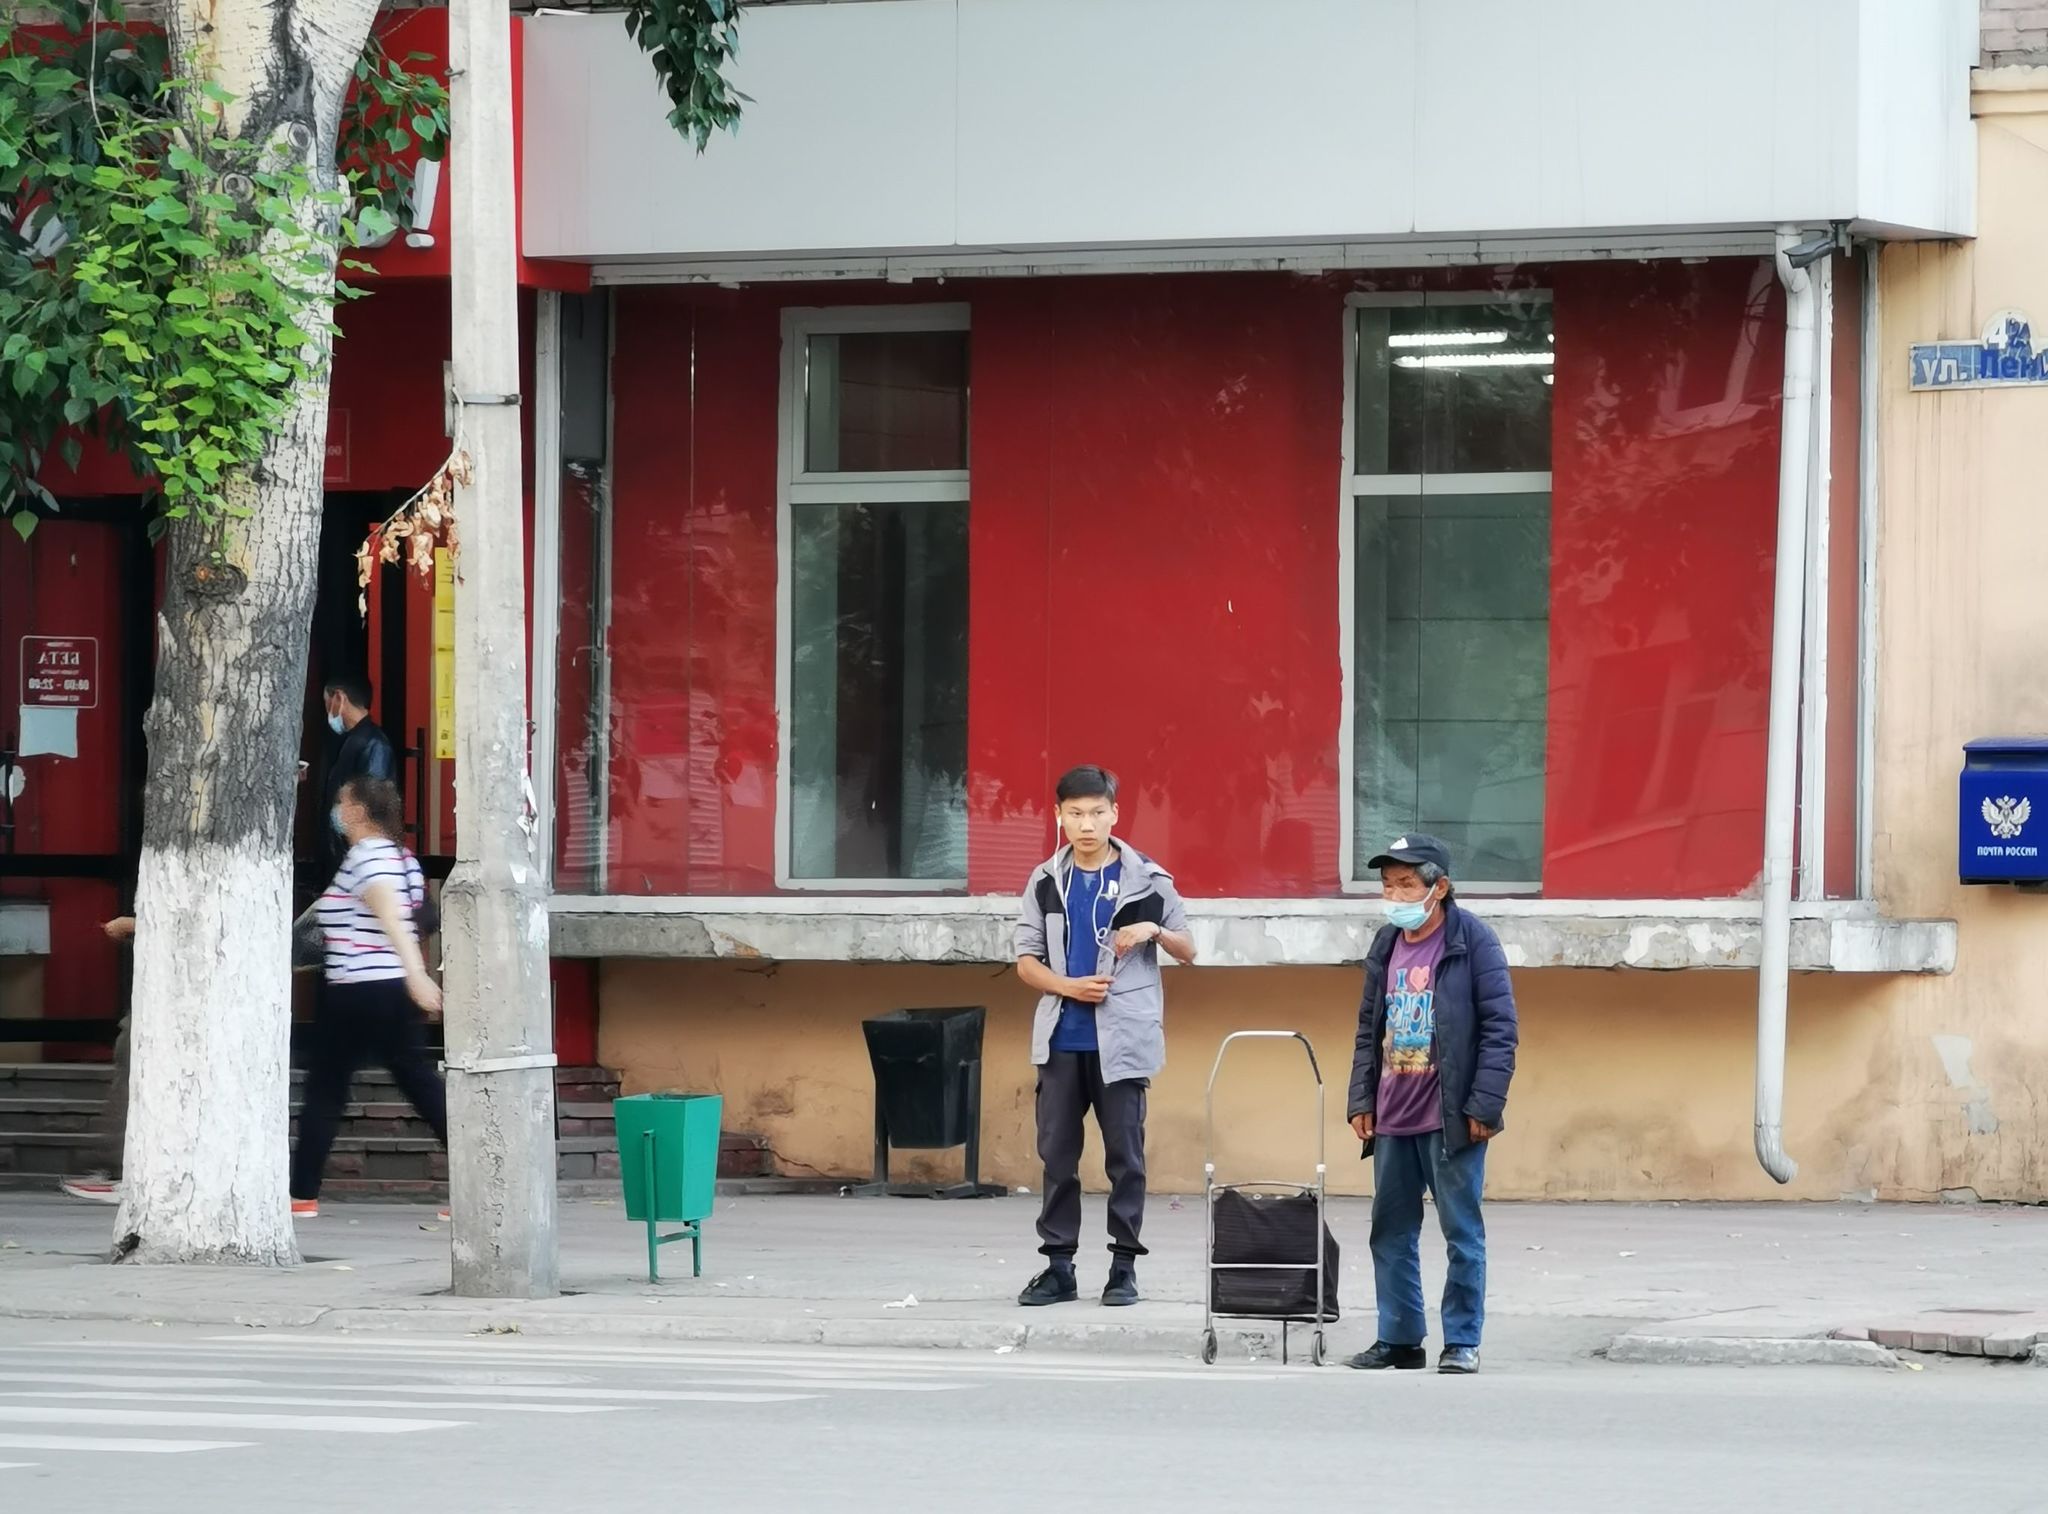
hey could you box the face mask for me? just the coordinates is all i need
[1385,892,1436,931]
[327,713,346,735]
[330,804,347,835]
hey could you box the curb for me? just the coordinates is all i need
[1605,1334,1899,1369]
[0,1299,1297,1359]
[304,1308,1306,1359]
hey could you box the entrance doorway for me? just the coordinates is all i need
[0,503,153,1061]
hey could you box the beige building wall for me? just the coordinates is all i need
[595,74,2048,1206]
[600,956,2038,1203]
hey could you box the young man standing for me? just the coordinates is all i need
[1014,765,1195,1308]
[1345,834,1519,1376]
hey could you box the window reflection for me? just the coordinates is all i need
[1353,296,1554,887]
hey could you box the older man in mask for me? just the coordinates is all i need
[1345,834,1519,1376]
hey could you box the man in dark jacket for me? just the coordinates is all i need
[319,672,397,880]
[1345,834,1518,1376]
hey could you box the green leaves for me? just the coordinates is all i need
[619,0,749,153]
[0,0,433,531]
[336,28,451,236]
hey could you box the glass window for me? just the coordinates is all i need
[1351,295,1553,888]
[804,331,969,474]
[789,501,968,881]
[787,314,970,885]
[551,290,611,893]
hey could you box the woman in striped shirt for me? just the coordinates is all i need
[288,776,446,1219]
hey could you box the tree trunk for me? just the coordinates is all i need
[114,0,381,1265]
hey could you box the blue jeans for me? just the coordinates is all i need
[1370,1129,1488,1349]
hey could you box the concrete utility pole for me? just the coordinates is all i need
[443,0,560,1297]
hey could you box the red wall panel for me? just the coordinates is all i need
[329,282,454,492]
[970,275,1346,896]
[963,287,1056,893]
[607,291,785,893]
[599,265,1786,901]
[1543,259,1784,897]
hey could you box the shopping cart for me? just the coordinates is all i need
[1200,1030,1339,1366]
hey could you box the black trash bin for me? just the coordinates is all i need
[857,1006,1003,1199]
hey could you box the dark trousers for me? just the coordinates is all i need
[92,1017,132,1179]
[1034,1049,1148,1262]
[291,978,447,1201]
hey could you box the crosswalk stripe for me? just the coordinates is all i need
[0,1433,252,1455]
[0,1373,266,1390]
[11,1393,621,1415]
[325,1375,953,1394]
[0,1406,465,1435]
[244,1382,864,1404]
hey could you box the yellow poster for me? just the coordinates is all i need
[432,548,456,761]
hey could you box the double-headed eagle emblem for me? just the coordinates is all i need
[1982,795,2032,841]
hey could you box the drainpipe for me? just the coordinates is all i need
[1756,226,1822,1185]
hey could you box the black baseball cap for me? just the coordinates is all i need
[1367,833,1452,875]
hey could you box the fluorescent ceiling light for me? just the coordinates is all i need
[1394,352,1555,369]
[1386,330,1509,348]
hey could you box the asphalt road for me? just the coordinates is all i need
[0,1321,2043,1513]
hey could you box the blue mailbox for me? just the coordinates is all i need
[1959,738,2048,884]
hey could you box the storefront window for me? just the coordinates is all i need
[551,290,610,893]
[785,312,969,885]
[1350,294,1554,888]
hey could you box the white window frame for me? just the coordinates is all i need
[530,288,617,894]
[775,302,972,891]
[1338,289,1555,896]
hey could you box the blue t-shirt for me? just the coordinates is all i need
[1050,860,1122,1053]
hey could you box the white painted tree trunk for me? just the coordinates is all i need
[113,0,381,1265]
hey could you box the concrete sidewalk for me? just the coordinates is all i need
[3,1192,2045,1366]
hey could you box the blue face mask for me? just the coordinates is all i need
[330,804,347,835]
[327,713,346,736]
[1384,893,1437,931]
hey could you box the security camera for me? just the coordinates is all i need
[1783,232,1840,270]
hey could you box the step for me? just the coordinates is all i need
[0,1133,103,1177]
[0,1098,101,1133]
[0,1067,114,1103]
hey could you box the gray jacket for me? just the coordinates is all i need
[1015,841,1189,1084]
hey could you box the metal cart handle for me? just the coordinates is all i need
[1206,1030,1322,1096]
[1204,1030,1326,1174]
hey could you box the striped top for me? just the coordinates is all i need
[319,837,426,984]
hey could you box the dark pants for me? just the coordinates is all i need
[291,978,447,1201]
[92,1017,132,1179]
[1034,1049,1148,1262]
[1370,1129,1489,1348]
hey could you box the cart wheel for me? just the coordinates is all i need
[1310,1332,1327,1367]
[1200,1330,1218,1366]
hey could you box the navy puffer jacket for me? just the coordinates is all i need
[1346,900,1519,1156]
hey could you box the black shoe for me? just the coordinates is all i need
[1100,1262,1139,1307]
[1438,1346,1481,1375]
[1018,1264,1078,1307]
[1345,1341,1427,1371]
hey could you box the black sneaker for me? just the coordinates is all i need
[1438,1345,1481,1375]
[1017,1263,1079,1307]
[1100,1261,1139,1307]
[1345,1341,1428,1371]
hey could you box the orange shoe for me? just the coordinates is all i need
[435,1209,450,1222]
[291,1199,319,1219]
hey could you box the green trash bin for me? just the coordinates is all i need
[614,1092,723,1282]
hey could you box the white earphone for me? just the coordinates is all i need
[1063,866,1120,947]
